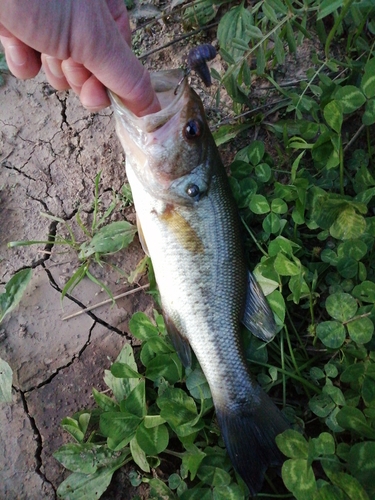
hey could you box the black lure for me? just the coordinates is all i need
[187,44,217,87]
[174,44,217,95]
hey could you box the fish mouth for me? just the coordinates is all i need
[108,69,188,138]
[108,69,190,176]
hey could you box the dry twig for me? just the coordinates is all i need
[62,284,150,320]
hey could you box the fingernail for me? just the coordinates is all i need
[45,56,64,79]
[8,45,27,66]
[81,93,110,112]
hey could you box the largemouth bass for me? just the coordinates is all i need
[109,69,289,495]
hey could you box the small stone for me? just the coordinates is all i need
[18,325,27,338]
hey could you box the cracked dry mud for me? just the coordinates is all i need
[0,71,154,499]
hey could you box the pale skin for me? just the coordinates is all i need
[0,0,161,116]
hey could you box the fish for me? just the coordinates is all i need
[108,69,289,495]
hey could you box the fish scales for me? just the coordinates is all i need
[128,155,248,405]
[109,69,289,495]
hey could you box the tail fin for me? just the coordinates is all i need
[216,387,289,496]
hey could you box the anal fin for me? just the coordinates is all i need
[136,214,150,256]
[242,271,277,342]
[163,311,192,368]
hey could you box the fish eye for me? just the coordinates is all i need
[184,119,202,140]
[186,184,200,198]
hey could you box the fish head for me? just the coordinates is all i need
[109,69,215,204]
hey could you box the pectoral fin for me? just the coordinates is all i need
[163,311,192,368]
[242,271,277,342]
[136,214,150,256]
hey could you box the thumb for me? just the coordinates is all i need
[84,40,161,116]
[75,0,160,116]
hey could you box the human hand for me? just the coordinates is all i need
[0,0,160,116]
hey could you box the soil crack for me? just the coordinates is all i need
[56,93,69,131]
[2,155,37,180]
[26,193,50,213]
[21,321,97,394]
[18,389,57,498]
[27,221,59,269]
[44,265,132,340]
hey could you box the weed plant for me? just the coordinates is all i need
[0,268,33,403]
[8,172,137,302]
[3,0,375,498]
